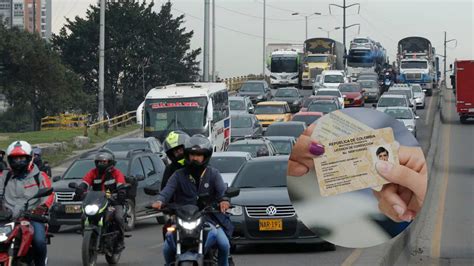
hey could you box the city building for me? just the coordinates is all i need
[0,0,51,40]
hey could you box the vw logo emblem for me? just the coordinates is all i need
[266,205,277,216]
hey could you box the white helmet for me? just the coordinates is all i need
[6,140,33,173]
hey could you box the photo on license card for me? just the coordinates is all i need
[286,108,428,248]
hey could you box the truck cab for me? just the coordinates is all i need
[301,54,334,89]
[398,59,434,95]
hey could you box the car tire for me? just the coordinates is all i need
[124,200,136,231]
[49,225,61,233]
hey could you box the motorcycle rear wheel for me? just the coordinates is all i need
[105,253,121,265]
[82,231,98,266]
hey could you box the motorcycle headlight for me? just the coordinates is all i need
[226,205,243,216]
[0,223,14,242]
[84,204,100,216]
[178,218,202,230]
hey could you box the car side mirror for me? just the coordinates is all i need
[225,187,240,198]
[33,187,54,199]
[52,175,61,182]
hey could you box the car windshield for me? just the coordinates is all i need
[358,81,378,88]
[353,38,369,43]
[231,116,253,128]
[316,90,340,97]
[63,159,128,179]
[377,97,408,107]
[104,142,149,152]
[240,83,264,93]
[292,114,321,125]
[275,89,298,97]
[209,156,247,173]
[269,140,293,155]
[384,109,413,119]
[308,102,338,113]
[232,160,287,188]
[324,75,344,83]
[266,124,305,138]
[227,143,267,157]
[230,100,246,110]
[401,61,428,69]
[254,105,285,114]
[339,85,360,92]
[304,56,328,63]
[389,89,413,99]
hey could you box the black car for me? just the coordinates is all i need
[272,87,303,113]
[264,121,307,139]
[238,80,272,104]
[50,149,165,232]
[265,136,296,155]
[102,137,167,165]
[229,156,332,249]
[227,137,278,157]
[230,113,263,142]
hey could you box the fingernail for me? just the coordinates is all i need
[402,215,413,222]
[392,205,405,216]
[309,142,324,156]
[375,161,393,174]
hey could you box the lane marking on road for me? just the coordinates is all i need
[148,242,164,250]
[425,93,435,126]
[340,248,363,266]
[431,89,452,258]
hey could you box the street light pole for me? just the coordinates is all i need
[329,0,360,65]
[318,26,341,38]
[203,0,210,81]
[263,0,266,76]
[212,0,216,82]
[292,12,321,41]
[98,0,105,121]
[443,31,457,84]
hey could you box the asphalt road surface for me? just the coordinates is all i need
[48,88,440,265]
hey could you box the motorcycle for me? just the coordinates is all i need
[0,187,54,266]
[68,182,130,266]
[144,186,240,266]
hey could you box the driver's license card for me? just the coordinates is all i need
[313,127,399,197]
[312,111,373,143]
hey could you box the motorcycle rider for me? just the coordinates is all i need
[161,131,190,190]
[74,149,127,250]
[32,147,52,177]
[0,141,54,266]
[0,149,6,172]
[152,134,232,266]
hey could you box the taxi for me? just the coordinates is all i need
[254,101,292,128]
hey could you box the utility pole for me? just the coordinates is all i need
[211,0,216,82]
[292,12,321,41]
[203,0,210,82]
[443,31,457,84]
[10,0,13,28]
[98,0,105,121]
[32,0,36,33]
[329,0,360,66]
[262,0,266,76]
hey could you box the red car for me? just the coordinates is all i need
[292,111,324,126]
[338,83,365,107]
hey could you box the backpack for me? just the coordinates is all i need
[3,171,41,191]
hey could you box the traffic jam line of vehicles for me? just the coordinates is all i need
[43,34,451,265]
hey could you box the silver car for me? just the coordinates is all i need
[410,84,426,109]
[383,107,419,137]
[375,94,410,113]
[357,80,380,102]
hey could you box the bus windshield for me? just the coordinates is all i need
[271,56,298,73]
[144,97,208,137]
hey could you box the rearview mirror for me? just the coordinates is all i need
[33,187,54,199]
[225,187,240,198]
[52,175,61,182]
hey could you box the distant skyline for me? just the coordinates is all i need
[53,0,473,77]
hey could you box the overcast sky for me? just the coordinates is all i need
[52,0,473,77]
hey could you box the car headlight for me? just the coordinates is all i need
[226,205,243,216]
[257,95,263,99]
[0,222,14,242]
[406,125,414,131]
[178,218,202,230]
[293,100,299,105]
[84,204,100,216]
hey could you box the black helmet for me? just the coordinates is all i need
[94,149,115,172]
[163,131,190,165]
[184,134,213,176]
[256,146,269,157]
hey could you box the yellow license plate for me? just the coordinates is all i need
[259,219,283,231]
[344,101,350,104]
[65,205,82,214]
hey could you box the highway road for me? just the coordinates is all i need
[47,88,443,265]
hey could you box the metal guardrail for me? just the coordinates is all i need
[223,74,265,93]
[83,110,136,137]
[40,114,88,130]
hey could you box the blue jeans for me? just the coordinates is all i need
[163,224,230,266]
[31,221,47,266]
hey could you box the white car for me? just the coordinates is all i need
[375,94,410,113]
[387,86,417,113]
[314,88,345,108]
[320,70,345,89]
[410,84,426,109]
[209,152,252,185]
[383,107,419,137]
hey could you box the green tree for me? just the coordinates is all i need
[0,25,87,132]
[52,1,201,116]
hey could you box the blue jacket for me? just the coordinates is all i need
[157,166,234,237]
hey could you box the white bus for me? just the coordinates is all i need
[142,82,230,151]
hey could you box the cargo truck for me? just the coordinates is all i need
[454,60,474,123]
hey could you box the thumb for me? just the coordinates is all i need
[375,161,427,202]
